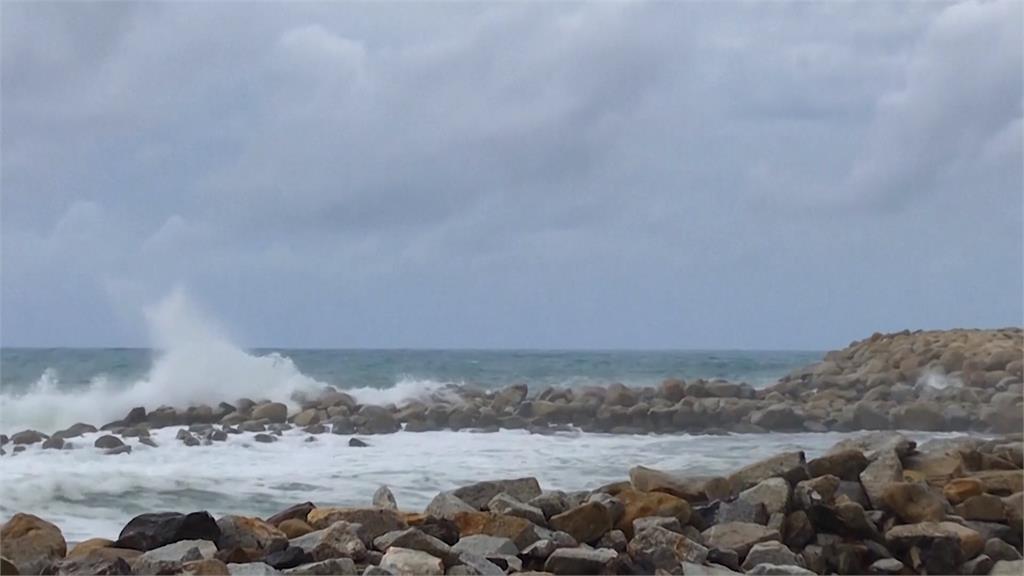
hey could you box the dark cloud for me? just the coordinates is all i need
[2,1,1021,349]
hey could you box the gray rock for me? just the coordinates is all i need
[487,493,546,526]
[373,528,457,566]
[738,478,790,516]
[289,521,367,561]
[543,547,618,575]
[867,558,904,575]
[859,450,903,509]
[362,567,394,576]
[596,530,628,553]
[728,452,806,493]
[633,516,682,534]
[425,493,477,520]
[454,552,503,576]
[960,554,994,575]
[134,539,216,574]
[680,561,742,575]
[373,487,398,511]
[379,547,444,576]
[283,558,358,575]
[628,525,708,573]
[700,522,780,559]
[451,534,518,557]
[715,499,768,525]
[451,478,542,510]
[528,491,569,519]
[744,564,815,575]
[740,541,803,571]
[985,538,1023,562]
[227,563,284,575]
[991,560,1024,575]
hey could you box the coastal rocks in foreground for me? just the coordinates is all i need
[4,329,1019,451]
[4,430,1022,575]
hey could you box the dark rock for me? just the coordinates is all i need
[266,503,316,527]
[254,434,277,443]
[349,438,369,448]
[115,511,221,551]
[264,547,312,570]
[94,435,125,449]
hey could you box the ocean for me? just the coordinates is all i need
[0,345,965,542]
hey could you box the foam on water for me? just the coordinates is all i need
[0,427,972,541]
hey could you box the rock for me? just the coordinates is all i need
[134,539,217,574]
[633,516,681,534]
[793,475,839,510]
[115,511,221,551]
[866,557,904,575]
[750,404,804,431]
[828,432,915,460]
[882,482,946,523]
[944,478,984,505]
[744,564,814,575]
[451,513,542,550]
[597,530,629,553]
[226,563,283,575]
[252,403,288,423]
[361,566,393,576]
[374,528,457,566]
[425,494,477,520]
[859,450,903,510]
[728,452,806,493]
[254,434,277,443]
[885,521,984,566]
[713,499,767,526]
[486,494,546,526]
[379,547,443,576]
[542,548,618,575]
[182,558,231,575]
[613,488,691,538]
[738,478,789,516]
[969,470,1024,496]
[282,558,357,575]
[782,511,814,549]
[216,516,288,553]
[451,478,542,510]
[805,450,867,481]
[960,554,994,575]
[453,552,504,575]
[53,423,98,439]
[956,494,1007,521]
[628,525,708,572]
[94,435,125,449]
[528,492,570,519]
[293,409,320,427]
[893,402,946,430]
[985,538,1023,562]
[11,430,47,445]
[278,520,315,539]
[306,508,407,541]
[57,550,136,575]
[740,541,803,571]
[355,406,400,435]
[263,548,313,570]
[66,538,116,560]
[373,487,398,511]
[549,502,612,544]
[700,522,780,560]
[451,535,517,557]
[266,503,316,527]
[105,445,132,455]
[628,466,732,502]
[41,436,65,450]
[349,438,369,448]
[139,437,159,448]
[289,521,367,561]
[992,560,1024,575]
[1,513,68,575]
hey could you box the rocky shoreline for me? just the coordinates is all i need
[2,431,1022,575]
[3,329,1022,455]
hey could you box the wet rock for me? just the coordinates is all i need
[41,436,65,450]
[11,429,48,446]
[750,404,804,431]
[628,466,731,502]
[139,437,159,448]
[628,525,708,572]
[373,487,398,511]
[740,541,803,571]
[549,502,612,544]
[543,548,618,575]
[254,433,277,443]
[105,445,132,455]
[252,403,288,423]
[94,435,125,449]
[700,522,780,560]
[216,516,288,553]
[307,508,407,541]
[349,438,369,448]
[451,478,542,510]
[379,547,443,576]
[289,521,367,561]
[115,511,221,551]
[487,494,546,526]
[1,513,68,575]
[54,423,98,439]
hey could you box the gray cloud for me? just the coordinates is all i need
[2,1,1021,349]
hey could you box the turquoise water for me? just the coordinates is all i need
[1,348,822,392]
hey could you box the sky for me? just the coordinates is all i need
[1,1,1022,350]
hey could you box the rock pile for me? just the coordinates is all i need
[2,431,1021,575]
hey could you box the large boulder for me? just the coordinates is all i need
[893,403,946,431]
[288,521,367,561]
[750,404,804,431]
[1,513,67,575]
[379,547,444,576]
[728,452,806,493]
[306,508,406,541]
[216,516,288,553]
[628,466,731,502]
[805,450,868,481]
[374,528,457,567]
[740,541,804,572]
[424,494,476,520]
[615,489,692,538]
[252,403,288,423]
[486,494,545,526]
[451,478,542,510]
[627,525,708,572]
[57,549,137,575]
[828,432,915,460]
[859,451,903,510]
[450,512,541,550]
[543,547,618,575]
[882,482,946,523]
[548,503,612,545]
[115,511,220,551]
[738,478,790,516]
[133,540,217,575]
[700,522,780,560]
[944,478,984,505]
[885,521,984,567]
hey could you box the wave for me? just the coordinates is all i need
[0,290,455,433]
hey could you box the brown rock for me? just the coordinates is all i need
[903,451,965,488]
[181,558,231,575]
[700,522,780,559]
[306,508,407,541]
[614,489,692,539]
[969,470,1024,496]
[549,503,612,544]
[628,466,732,502]
[956,494,1007,522]
[1,513,68,575]
[860,450,903,510]
[215,515,287,553]
[728,451,806,493]
[944,478,985,505]
[451,512,541,550]
[806,450,868,481]
[66,538,114,560]
[885,521,984,561]
[278,519,315,539]
[883,482,947,523]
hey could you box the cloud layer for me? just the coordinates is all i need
[2,1,1021,349]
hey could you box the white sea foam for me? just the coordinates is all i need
[0,428,970,541]
[0,290,452,433]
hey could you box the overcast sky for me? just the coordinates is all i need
[2,1,1021,350]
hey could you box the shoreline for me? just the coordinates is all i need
[3,430,1022,575]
